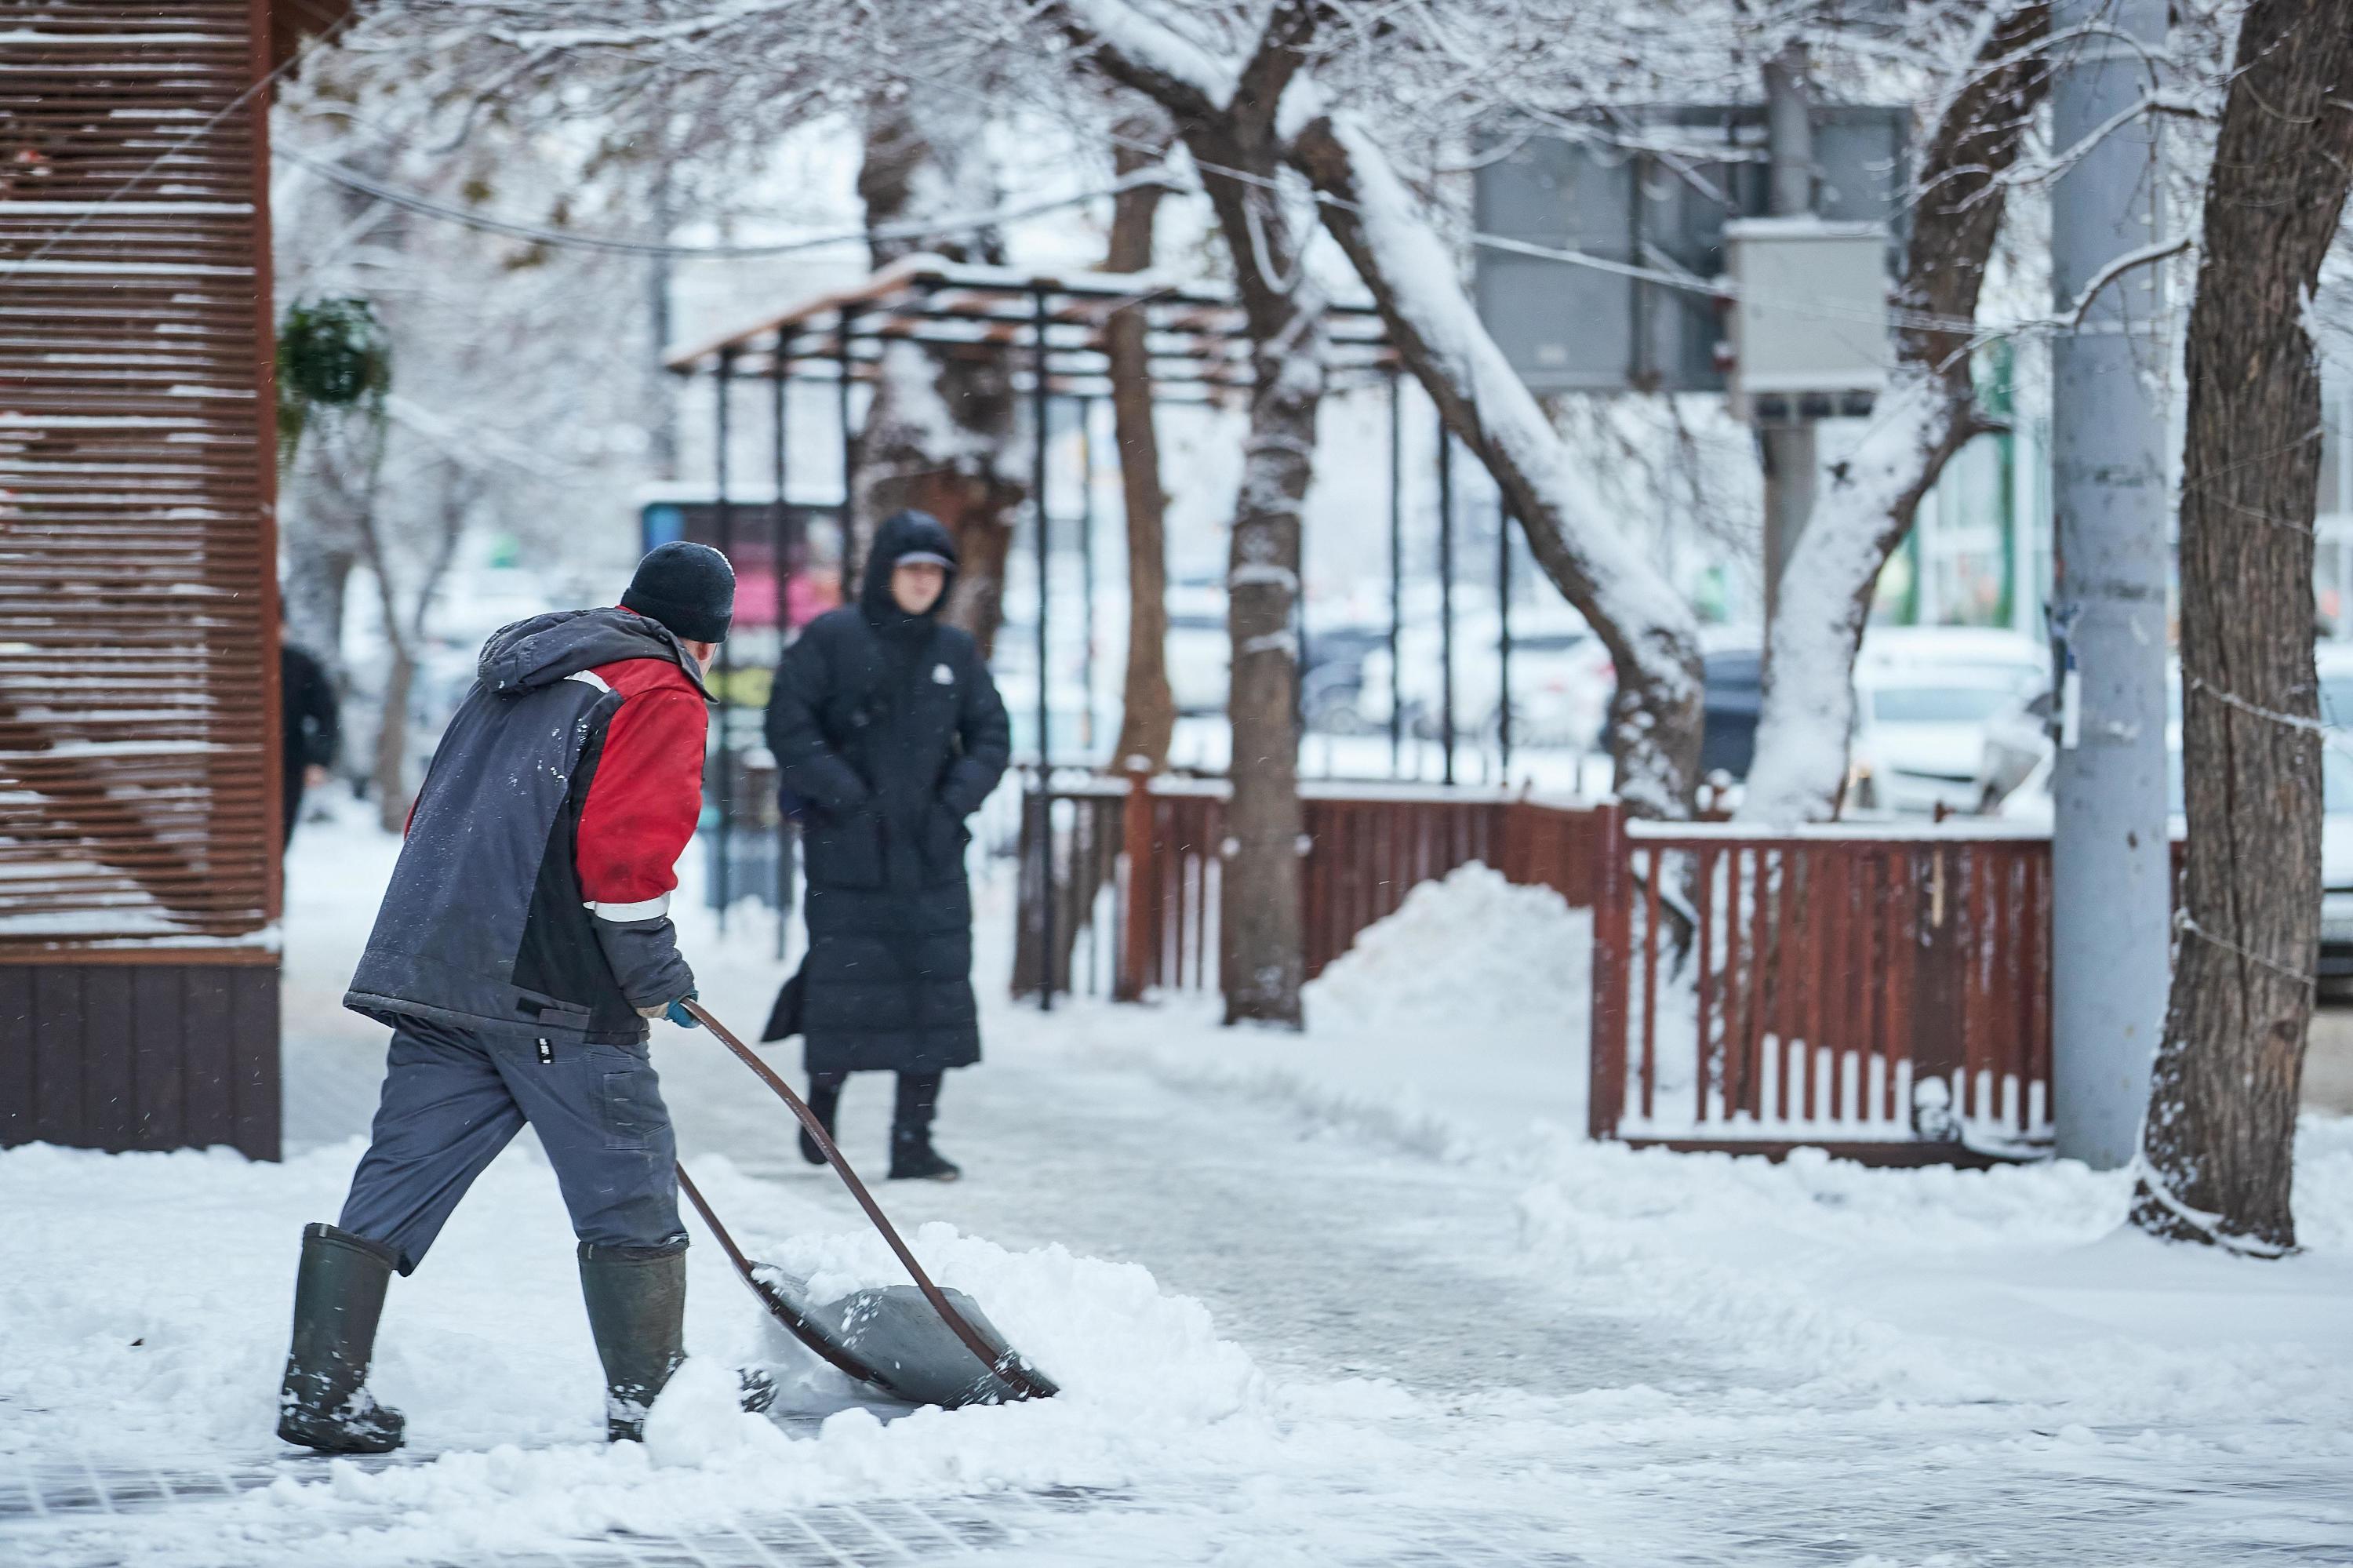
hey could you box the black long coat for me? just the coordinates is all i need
[764,513,1011,1075]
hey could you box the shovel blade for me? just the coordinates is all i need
[755,1266,1056,1408]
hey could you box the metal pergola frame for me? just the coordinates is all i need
[667,254,1527,1000]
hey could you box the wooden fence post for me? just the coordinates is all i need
[1910,842,1966,1141]
[1115,768,1153,1002]
[1588,801,1631,1142]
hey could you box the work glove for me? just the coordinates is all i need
[636,990,701,1028]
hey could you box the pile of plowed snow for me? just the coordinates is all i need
[1304,861,1589,1037]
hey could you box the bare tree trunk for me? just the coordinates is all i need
[372,643,414,834]
[281,333,366,692]
[853,103,1022,653]
[1738,3,2050,822]
[1104,109,1177,774]
[358,492,413,837]
[2132,0,2353,1255]
[282,532,354,681]
[1063,6,1324,1026]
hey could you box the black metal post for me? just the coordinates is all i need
[1437,411,1455,787]
[835,308,858,589]
[713,349,736,930]
[1387,369,1403,778]
[1078,395,1096,755]
[773,330,794,960]
[1031,287,1054,1010]
[1497,496,1514,783]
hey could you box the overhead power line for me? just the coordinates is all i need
[277,146,1182,260]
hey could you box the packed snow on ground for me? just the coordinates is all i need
[1304,861,1589,1039]
[0,1135,1413,1564]
[5,804,2352,1563]
[1049,861,1594,1160]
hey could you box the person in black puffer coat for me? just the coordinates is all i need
[763,510,1010,1181]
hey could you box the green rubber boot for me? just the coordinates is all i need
[578,1242,687,1442]
[277,1223,406,1454]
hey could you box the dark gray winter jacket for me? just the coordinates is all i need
[346,608,707,1046]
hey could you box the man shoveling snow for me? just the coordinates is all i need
[276,543,732,1455]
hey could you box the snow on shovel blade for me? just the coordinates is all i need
[751,1264,1055,1409]
[675,1002,1060,1408]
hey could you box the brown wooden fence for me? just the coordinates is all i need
[1017,777,1612,999]
[1016,777,2091,1167]
[1591,821,2060,1163]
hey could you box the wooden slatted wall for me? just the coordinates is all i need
[0,0,281,948]
[1,1,284,1159]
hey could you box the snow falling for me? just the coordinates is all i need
[3,805,2348,1565]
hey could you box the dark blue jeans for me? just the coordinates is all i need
[338,1016,685,1273]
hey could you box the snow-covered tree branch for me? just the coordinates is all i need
[1049,0,1330,1025]
[1739,2,2054,824]
[1286,105,1706,818]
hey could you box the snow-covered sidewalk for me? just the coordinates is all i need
[3,806,2350,1566]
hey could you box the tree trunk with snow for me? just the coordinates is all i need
[853,101,1022,657]
[2132,0,2353,1255]
[282,528,354,686]
[1061,4,1324,1026]
[351,441,469,835]
[1105,110,1178,775]
[1203,148,1321,1028]
[371,640,415,835]
[1288,113,1701,816]
[1737,3,2050,823]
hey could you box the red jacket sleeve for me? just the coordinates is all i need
[576,685,706,915]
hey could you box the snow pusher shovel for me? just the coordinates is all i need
[672,999,1057,1408]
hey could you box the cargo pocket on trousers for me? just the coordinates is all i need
[598,1068,660,1151]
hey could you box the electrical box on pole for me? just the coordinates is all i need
[1470,104,1907,397]
[1724,217,1893,424]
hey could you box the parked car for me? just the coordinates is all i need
[1700,646,1763,780]
[1164,580,1228,717]
[2322,740,2353,988]
[1846,628,2048,816]
[1300,624,1387,733]
[1977,660,2184,814]
[1354,604,1613,750]
[2318,639,2353,727]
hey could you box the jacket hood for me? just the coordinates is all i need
[478,607,711,698]
[859,511,960,632]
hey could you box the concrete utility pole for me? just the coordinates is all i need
[1758,41,1816,644]
[2049,0,2171,1169]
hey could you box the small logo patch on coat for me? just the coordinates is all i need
[932,663,955,685]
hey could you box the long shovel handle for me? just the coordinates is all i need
[674,1161,893,1389]
[681,998,1055,1402]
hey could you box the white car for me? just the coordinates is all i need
[1988,724,2184,830]
[2318,640,2353,728]
[1978,660,2200,817]
[1845,628,2048,816]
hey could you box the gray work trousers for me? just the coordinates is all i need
[338,1016,686,1274]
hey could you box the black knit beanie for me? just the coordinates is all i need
[621,541,734,644]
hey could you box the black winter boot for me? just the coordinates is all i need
[889,1131,962,1181]
[278,1223,406,1454]
[888,1071,959,1181]
[578,1241,687,1442]
[798,1073,845,1166]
